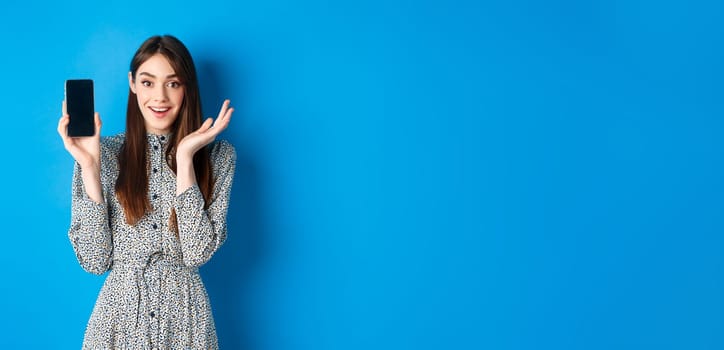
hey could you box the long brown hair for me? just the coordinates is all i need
[115,35,213,232]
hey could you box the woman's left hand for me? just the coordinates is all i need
[177,99,233,161]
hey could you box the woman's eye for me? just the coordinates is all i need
[141,81,152,87]
[167,81,180,88]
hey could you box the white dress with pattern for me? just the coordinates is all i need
[68,133,236,349]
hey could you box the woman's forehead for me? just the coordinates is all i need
[137,54,177,78]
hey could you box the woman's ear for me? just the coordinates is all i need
[128,72,136,94]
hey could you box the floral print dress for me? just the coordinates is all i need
[68,133,236,349]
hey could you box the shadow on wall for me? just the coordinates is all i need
[197,58,266,350]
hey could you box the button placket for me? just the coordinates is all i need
[148,135,165,240]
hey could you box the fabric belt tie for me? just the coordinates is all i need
[114,252,187,330]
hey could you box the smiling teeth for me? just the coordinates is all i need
[151,107,170,112]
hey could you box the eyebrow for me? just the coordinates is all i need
[138,72,178,79]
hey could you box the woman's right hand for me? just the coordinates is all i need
[58,100,105,203]
[57,100,102,171]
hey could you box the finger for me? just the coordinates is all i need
[226,107,234,120]
[198,117,214,133]
[57,115,70,139]
[216,99,230,120]
[93,112,102,136]
[222,106,234,122]
[213,103,232,126]
[221,102,233,123]
[213,108,232,132]
[59,101,70,140]
[58,117,76,150]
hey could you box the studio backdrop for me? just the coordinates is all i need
[0,0,723,349]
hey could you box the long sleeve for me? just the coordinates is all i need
[175,140,236,267]
[68,162,113,275]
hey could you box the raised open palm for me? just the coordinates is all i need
[177,99,233,160]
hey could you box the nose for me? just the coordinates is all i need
[152,85,168,102]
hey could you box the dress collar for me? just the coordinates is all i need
[146,132,172,146]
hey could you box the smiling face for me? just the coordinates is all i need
[129,54,185,135]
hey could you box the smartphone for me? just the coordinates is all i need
[65,79,95,137]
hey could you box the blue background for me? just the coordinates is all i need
[0,0,722,348]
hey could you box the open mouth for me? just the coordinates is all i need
[149,106,171,117]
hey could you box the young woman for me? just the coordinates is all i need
[57,35,235,349]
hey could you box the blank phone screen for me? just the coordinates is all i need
[65,79,95,137]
